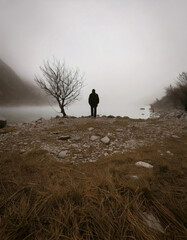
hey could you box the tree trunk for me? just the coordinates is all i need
[61,106,66,117]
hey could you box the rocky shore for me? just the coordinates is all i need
[150,105,187,120]
[1,112,186,163]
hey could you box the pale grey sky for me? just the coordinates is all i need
[1,0,187,115]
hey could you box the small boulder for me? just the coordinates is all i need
[90,135,99,141]
[142,212,164,233]
[59,150,68,158]
[101,136,110,144]
[135,161,153,168]
[88,127,94,131]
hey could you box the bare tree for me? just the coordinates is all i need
[35,59,84,116]
[165,72,187,109]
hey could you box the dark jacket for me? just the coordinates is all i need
[89,90,99,107]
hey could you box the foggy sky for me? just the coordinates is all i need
[1,0,187,115]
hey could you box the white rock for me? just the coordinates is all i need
[135,161,153,168]
[113,150,120,154]
[142,212,164,233]
[101,136,110,144]
[88,127,94,131]
[90,135,99,141]
[172,135,180,139]
[58,150,68,158]
[131,175,139,179]
[89,159,97,162]
[166,150,174,155]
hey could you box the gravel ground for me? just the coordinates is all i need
[0,114,186,163]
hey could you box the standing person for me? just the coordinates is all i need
[88,89,99,117]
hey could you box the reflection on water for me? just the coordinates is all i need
[0,104,150,123]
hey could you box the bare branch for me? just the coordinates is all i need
[34,58,84,116]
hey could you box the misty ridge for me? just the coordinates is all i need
[0,57,187,114]
[0,59,48,106]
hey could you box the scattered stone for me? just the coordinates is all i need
[90,135,99,141]
[166,150,174,155]
[71,144,79,148]
[116,128,123,132]
[0,113,185,164]
[142,212,164,233]
[131,175,139,179]
[101,136,110,144]
[58,150,68,158]
[72,136,81,141]
[113,150,120,154]
[83,144,89,148]
[89,159,97,162]
[172,135,180,139]
[58,136,70,140]
[135,161,153,168]
[88,127,94,131]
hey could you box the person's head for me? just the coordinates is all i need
[92,89,95,93]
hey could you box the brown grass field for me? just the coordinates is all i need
[0,125,187,239]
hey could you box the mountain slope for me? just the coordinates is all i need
[0,59,47,106]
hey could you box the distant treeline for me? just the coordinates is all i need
[152,72,187,111]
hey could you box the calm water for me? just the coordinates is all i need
[0,104,150,123]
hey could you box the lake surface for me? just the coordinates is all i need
[0,104,150,123]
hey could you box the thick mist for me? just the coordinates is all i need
[1,0,187,114]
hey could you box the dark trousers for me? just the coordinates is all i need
[91,106,97,117]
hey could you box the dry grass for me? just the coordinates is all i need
[0,133,187,239]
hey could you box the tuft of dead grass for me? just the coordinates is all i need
[0,133,187,239]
